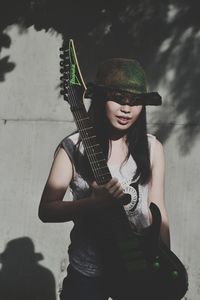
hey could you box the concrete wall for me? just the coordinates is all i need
[0,25,199,299]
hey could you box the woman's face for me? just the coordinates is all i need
[105,100,142,133]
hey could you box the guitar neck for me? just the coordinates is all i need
[70,104,112,185]
[61,39,133,243]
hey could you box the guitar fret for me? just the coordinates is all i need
[88,151,102,156]
[89,151,103,155]
[84,135,96,140]
[94,166,108,171]
[98,172,111,177]
[86,144,99,149]
[79,127,93,132]
[76,117,90,122]
[90,159,106,165]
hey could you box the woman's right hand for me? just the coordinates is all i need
[90,178,124,209]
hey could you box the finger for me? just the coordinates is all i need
[106,178,118,189]
[114,190,124,199]
[91,181,98,188]
[112,187,124,198]
[109,182,121,194]
[112,184,124,198]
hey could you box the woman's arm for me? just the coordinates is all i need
[38,148,124,223]
[38,148,95,222]
[148,139,170,248]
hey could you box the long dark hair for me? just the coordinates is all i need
[76,92,152,185]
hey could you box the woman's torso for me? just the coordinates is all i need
[58,132,156,277]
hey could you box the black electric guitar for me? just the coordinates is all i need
[59,39,188,299]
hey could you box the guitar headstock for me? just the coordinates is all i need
[59,39,87,109]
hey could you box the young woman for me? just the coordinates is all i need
[38,58,170,300]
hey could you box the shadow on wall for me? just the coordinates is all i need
[0,237,56,300]
[0,32,15,81]
[1,0,200,153]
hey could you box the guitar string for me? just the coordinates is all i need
[68,86,101,178]
[62,51,106,183]
[69,87,109,185]
[69,90,106,183]
[74,109,106,183]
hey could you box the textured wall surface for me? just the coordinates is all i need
[0,25,199,299]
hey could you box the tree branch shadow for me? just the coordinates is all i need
[1,0,200,153]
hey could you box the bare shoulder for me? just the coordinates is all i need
[53,146,72,165]
[47,147,73,189]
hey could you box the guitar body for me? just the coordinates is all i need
[143,203,188,299]
[88,202,188,300]
[59,39,188,299]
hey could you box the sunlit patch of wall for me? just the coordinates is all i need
[0,25,75,299]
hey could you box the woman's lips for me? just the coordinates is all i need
[117,116,130,125]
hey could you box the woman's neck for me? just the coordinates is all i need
[108,126,128,142]
[108,135,129,165]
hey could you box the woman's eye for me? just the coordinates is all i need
[115,95,124,102]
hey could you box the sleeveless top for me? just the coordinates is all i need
[57,132,156,277]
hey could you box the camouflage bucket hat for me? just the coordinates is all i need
[86,58,161,105]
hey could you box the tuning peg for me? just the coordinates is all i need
[65,70,69,75]
[64,85,69,90]
[60,90,69,97]
[60,83,69,91]
[60,47,69,53]
[60,62,69,69]
[62,72,69,78]
[60,66,70,73]
[60,82,68,88]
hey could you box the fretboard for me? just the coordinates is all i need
[70,104,112,185]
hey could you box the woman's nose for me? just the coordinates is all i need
[120,104,131,113]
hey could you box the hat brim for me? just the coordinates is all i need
[86,83,162,106]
